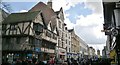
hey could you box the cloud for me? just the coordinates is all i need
[52,0,70,11]
[52,0,83,11]
[76,14,103,26]
[75,13,106,44]
[84,0,103,14]
[52,0,106,50]
[64,13,75,29]
[19,10,28,12]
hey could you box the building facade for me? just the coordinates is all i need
[55,8,67,60]
[66,29,72,59]
[68,29,80,59]
[1,9,9,64]
[2,9,58,63]
[29,1,69,60]
[79,38,89,59]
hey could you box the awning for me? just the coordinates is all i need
[59,52,65,55]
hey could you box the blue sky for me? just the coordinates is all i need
[3,2,38,13]
[4,2,92,24]
[2,1,106,52]
[65,3,92,24]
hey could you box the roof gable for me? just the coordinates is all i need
[34,12,44,25]
[3,11,40,24]
[29,2,57,32]
[29,2,57,27]
[56,7,64,21]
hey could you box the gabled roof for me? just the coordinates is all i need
[2,11,40,24]
[29,2,57,31]
[55,7,64,21]
[55,11,60,15]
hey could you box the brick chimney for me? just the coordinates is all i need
[47,0,52,8]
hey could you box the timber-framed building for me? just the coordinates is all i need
[2,10,58,61]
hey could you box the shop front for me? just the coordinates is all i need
[58,48,66,60]
[40,47,55,61]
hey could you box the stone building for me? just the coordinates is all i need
[65,27,72,59]
[79,38,89,59]
[55,7,67,60]
[68,29,80,59]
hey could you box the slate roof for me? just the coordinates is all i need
[29,2,57,31]
[2,11,40,24]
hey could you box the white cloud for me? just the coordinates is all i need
[84,0,103,14]
[64,18,75,29]
[52,0,70,11]
[93,24,105,39]
[19,10,28,12]
[52,0,83,11]
[52,0,106,51]
[76,14,103,26]
[64,13,75,29]
[75,13,106,43]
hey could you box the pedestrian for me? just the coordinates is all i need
[14,59,22,65]
[67,58,71,65]
[48,57,55,65]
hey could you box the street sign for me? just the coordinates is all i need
[112,28,118,36]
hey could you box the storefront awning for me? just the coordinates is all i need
[59,52,65,55]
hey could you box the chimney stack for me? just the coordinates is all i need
[47,0,52,8]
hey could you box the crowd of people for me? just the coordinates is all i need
[66,57,112,65]
[2,57,112,65]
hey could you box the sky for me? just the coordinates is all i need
[2,0,107,55]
